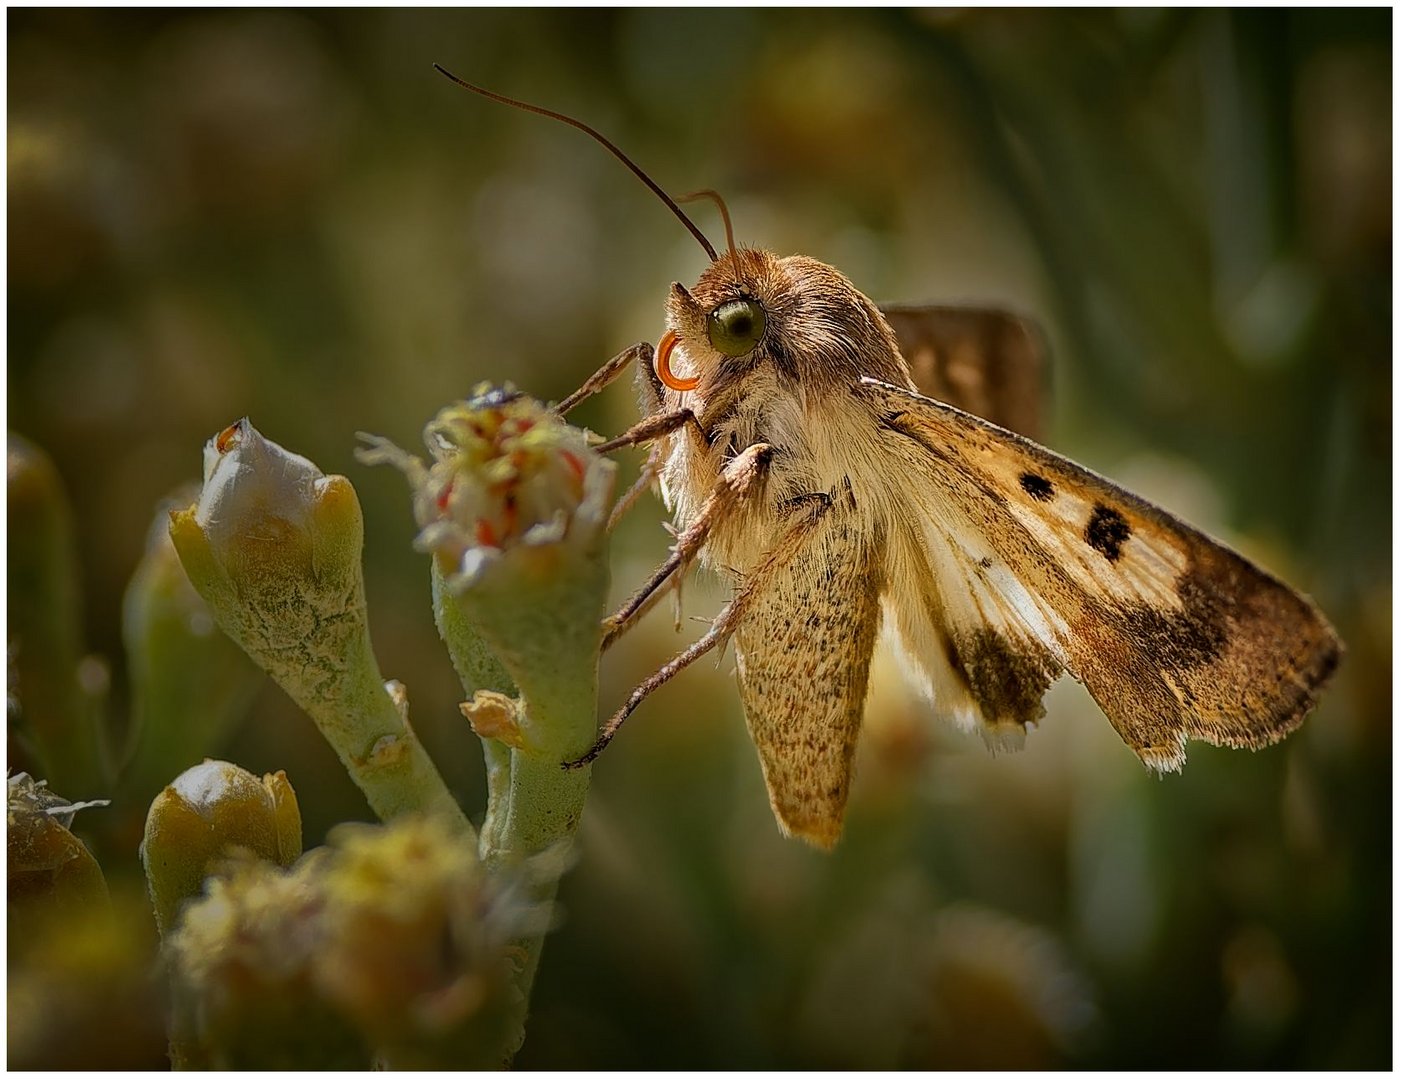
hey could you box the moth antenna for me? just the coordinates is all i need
[680,189,742,280]
[433,64,718,262]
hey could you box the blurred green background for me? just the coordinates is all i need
[8,8,1390,1069]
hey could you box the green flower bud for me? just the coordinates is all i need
[140,759,301,941]
[7,772,109,949]
[118,492,261,822]
[7,435,108,794]
[361,387,614,1062]
[169,419,468,831]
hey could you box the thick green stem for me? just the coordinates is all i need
[294,647,469,829]
[487,645,599,861]
[432,562,517,855]
[431,557,604,1064]
[491,748,593,1061]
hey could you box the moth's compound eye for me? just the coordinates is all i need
[706,298,767,357]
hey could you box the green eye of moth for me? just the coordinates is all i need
[707,298,767,357]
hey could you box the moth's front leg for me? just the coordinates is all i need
[555,342,652,416]
[595,408,700,454]
[557,339,709,530]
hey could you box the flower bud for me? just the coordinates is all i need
[169,419,468,830]
[167,852,366,1069]
[362,386,612,592]
[7,772,110,946]
[311,815,545,1068]
[140,759,301,940]
[167,419,355,692]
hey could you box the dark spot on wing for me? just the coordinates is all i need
[948,628,1059,728]
[1019,472,1054,501]
[1118,572,1229,671]
[1086,503,1131,562]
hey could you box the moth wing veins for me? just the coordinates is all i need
[732,494,885,850]
[859,378,1341,769]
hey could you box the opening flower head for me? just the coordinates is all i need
[359,385,614,592]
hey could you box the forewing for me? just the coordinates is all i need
[860,378,1341,770]
[880,304,1047,439]
[732,498,884,849]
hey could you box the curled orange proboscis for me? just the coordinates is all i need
[655,330,699,392]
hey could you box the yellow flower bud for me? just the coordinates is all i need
[168,852,366,1069]
[140,759,301,940]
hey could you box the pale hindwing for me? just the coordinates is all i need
[881,494,1067,751]
[732,497,885,850]
[860,378,1341,770]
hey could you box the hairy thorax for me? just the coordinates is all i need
[660,366,906,581]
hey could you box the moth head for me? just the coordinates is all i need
[658,249,907,395]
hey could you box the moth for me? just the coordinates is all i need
[437,67,1342,849]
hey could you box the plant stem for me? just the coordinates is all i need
[431,560,603,1063]
[309,638,473,832]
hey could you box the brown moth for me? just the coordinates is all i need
[437,68,1342,850]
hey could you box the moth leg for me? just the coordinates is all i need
[595,408,699,454]
[556,342,652,416]
[566,490,831,770]
[603,443,772,651]
[607,441,664,532]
